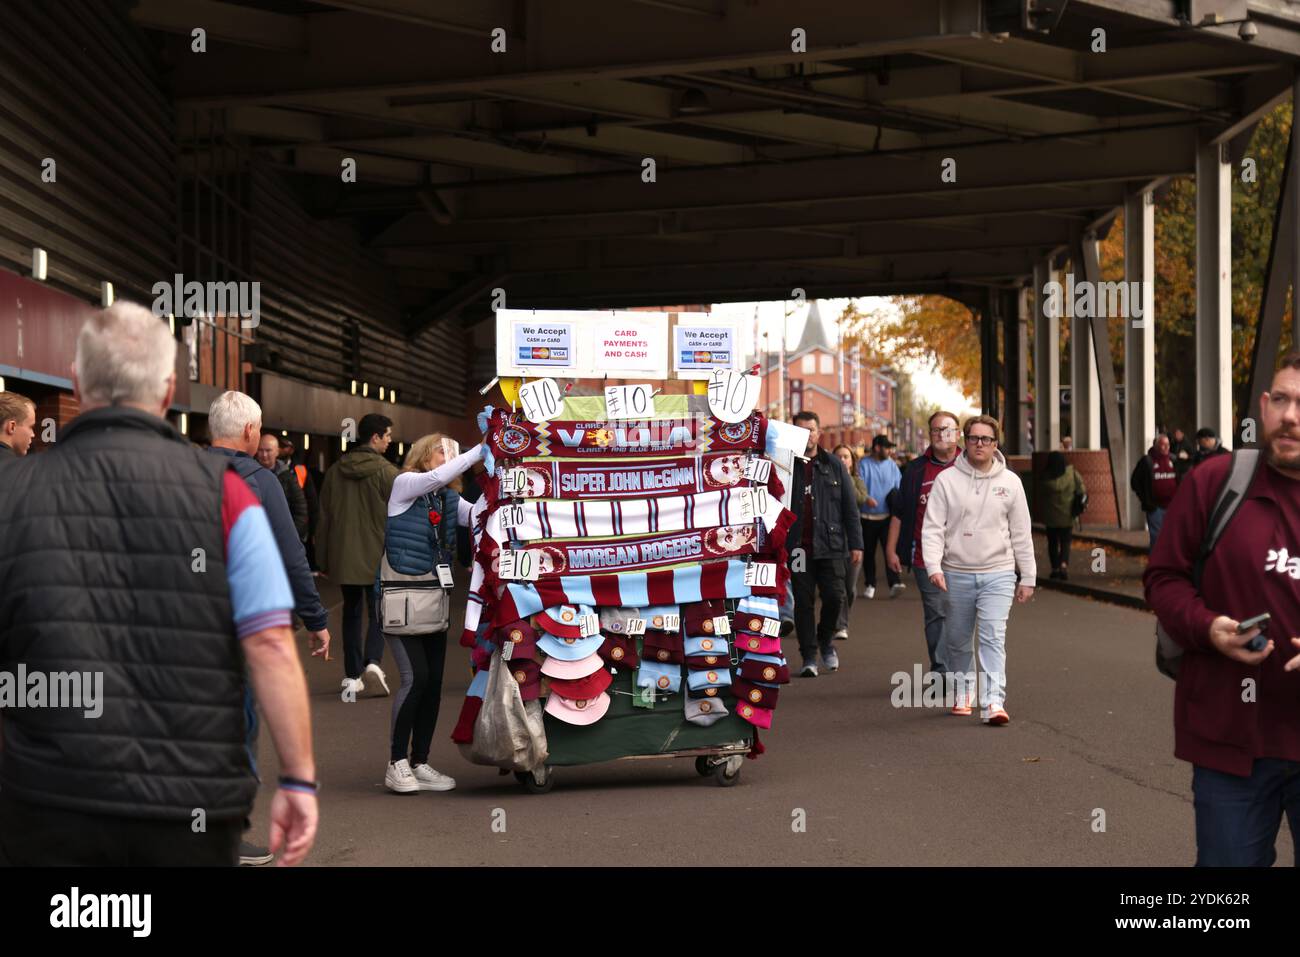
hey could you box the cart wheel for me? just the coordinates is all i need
[713,762,741,787]
[695,756,713,777]
[516,766,554,794]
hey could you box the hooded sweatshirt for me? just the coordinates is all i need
[317,446,399,585]
[920,448,1036,587]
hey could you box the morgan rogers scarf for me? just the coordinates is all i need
[484,521,790,579]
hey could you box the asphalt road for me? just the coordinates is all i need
[249,576,1294,867]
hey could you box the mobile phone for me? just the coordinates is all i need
[1237,612,1270,652]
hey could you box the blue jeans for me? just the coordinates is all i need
[1146,507,1166,549]
[913,566,946,673]
[1192,759,1300,866]
[939,570,1016,710]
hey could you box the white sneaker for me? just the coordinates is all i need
[890,583,906,598]
[385,759,420,794]
[364,662,390,696]
[341,676,364,697]
[411,763,457,792]
[832,629,848,640]
[863,586,876,600]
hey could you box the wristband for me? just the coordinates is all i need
[278,775,320,795]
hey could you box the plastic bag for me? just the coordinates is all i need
[460,652,548,772]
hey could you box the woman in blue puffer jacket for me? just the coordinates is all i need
[380,434,485,795]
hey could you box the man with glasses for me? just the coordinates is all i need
[921,415,1035,725]
[887,411,961,674]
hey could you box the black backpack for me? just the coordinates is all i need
[1155,449,1261,679]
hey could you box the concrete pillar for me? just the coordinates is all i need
[1002,287,1029,453]
[1033,259,1059,454]
[1124,191,1156,531]
[1196,138,1232,441]
[1070,249,1100,449]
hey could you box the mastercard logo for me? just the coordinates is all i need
[531,347,551,360]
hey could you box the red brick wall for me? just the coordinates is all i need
[32,393,79,453]
[1030,449,1118,525]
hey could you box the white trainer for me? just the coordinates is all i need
[411,763,457,792]
[364,662,390,696]
[863,586,876,600]
[890,583,906,598]
[385,759,420,794]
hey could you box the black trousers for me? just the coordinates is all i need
[860,517,900,589]
[1046,526,1073,570]
[389,631,448,764]
[792,556,845,662]
[341,584,385,680]
[0,791,241,866]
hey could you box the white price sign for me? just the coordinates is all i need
[706,368,759,424]
[578,613,601,638]
[625,617,647,635]
[663,613,681,632]
[742,457,772,484]
[518,378,563,424]
[501,468,529,496]
[733,488,760,523]
[760,617,781,637]
[710,615,731,636]
[744,562,778,588]
[498,549,539,581]
[604,384,655,420]
[499,504,527,530]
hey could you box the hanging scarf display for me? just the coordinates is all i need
[488,557,784,630]
[485,406,766,460]
[485,486,784,543]
[485,523,778,579]
[489,452,764,502]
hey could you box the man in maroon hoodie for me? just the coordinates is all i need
[1130,432,1179,548]
[1145,355,1300,866]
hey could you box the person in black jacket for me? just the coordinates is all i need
[787,411,863,677]
[0,303,317,866]
[258,432,308,540]
[1191,426,1230,469]
[0,391,35,463]
[208,392,331,866]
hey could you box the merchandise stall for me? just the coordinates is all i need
[450,310,808,791]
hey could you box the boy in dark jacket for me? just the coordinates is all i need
[787,412,863,677]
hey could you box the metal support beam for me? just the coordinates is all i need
[1079,236,1129,529]
[1196,138,1233,443]
[1124,191,1156,531]
[1070,243,1100,450]
[1033,258,1060,455]
[980,300,999,420]
[1003,287,1029,455]
[1243,126,1297,443]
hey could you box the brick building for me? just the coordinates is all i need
[757,301,896,451]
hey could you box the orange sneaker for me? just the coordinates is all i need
[984,707,1010,726]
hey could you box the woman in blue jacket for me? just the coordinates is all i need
[381,434,485,795]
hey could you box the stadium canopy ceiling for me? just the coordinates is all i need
[130,0,1300,331]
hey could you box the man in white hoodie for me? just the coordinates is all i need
[920,415,1035,725]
